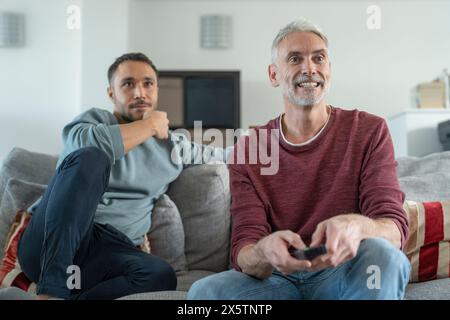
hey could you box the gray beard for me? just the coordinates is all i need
[282,83,329,107]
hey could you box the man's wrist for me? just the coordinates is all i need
[254,240,267,262]
[341,213,371,240]
[140,116,155,136]
[252,241,273,270]
[238,243,272,278]
[351,214,400,248]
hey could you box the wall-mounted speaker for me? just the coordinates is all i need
[0,12,25,47]
[200,15,232,49]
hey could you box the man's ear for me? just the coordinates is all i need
[107,86,114,101]
[268,64,279,88]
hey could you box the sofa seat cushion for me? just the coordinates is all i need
[117,290,187,300]
[404,278,450,300]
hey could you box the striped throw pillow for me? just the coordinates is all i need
[0,210,36,293]
[403,201,450,282]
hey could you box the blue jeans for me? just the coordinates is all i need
[187,238,411,300]
[17,147,176,299]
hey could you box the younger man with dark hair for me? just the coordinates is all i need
[18,52,228,300]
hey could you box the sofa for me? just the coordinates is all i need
[0,147,449,300]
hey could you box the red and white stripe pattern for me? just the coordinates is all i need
[0,210,35,293]
[403,201,450,282]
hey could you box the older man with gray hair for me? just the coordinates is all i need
[187,19,411,300]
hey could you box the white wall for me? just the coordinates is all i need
[128,0,450,129]
[1,0,450,163]
[81,0,129,112]
[0,0,131,163]
[0,0,82,163]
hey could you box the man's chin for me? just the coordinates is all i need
[289,91,328,107]
[130,108,151,121]
[288,95,321,107]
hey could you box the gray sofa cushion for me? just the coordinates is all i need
[397,151,450,177]
[117,290,187,300]
[147,194,187,272]
[0,178,46,260]
[404,278,450,300]
[399,173,450,202]
[167,164,231,273]
[397,151,450,202]
[0,148,57,209]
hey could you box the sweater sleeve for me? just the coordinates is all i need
[229,140,272,271]
[61,109,125,165]
[170,132,231,168]
[359,119,409,249]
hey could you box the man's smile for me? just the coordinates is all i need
[296,81,321,88]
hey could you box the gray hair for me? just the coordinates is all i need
[271,19,328,64]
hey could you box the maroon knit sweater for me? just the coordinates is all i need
[229,106,408,270]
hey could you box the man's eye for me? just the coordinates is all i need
[144,81,153,87]
[123,82,133,87]
[315,55,325,63]
[289,56,300,63]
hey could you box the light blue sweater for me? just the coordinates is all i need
[32,108,230,245]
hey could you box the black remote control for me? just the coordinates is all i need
[289,245,327,261]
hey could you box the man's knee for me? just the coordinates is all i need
[358,237,411,278]
[359,238,408,262]
[152,260,177,290]
[188,275,222,300]
[60,147,111,179]
[133,256,177,291]
[188,271,240,300]
[343,238,411,299]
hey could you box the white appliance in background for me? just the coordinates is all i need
[388,109,450,158]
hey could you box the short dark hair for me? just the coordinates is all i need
[107,52,158,84]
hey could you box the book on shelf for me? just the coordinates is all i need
[415,81,447,109]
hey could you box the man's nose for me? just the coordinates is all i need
[301,58,316,76]
[133,84,145,99]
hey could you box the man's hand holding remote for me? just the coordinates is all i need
[308,214,366,272]
[289,245,327,261]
